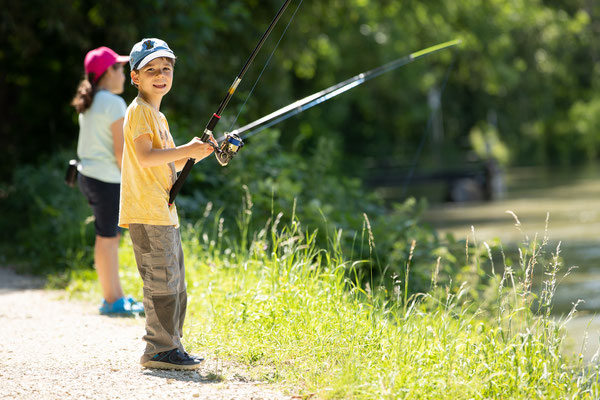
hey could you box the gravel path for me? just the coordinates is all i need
[0,267,292,400]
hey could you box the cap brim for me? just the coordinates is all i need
[116,55,129,63]
[136,50,176,70]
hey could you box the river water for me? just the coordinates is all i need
[422,164,600,360]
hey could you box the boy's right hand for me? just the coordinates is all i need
[187,137,215,160]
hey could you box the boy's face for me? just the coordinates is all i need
[131,57,174,99]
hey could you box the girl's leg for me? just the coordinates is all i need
[95,234,124,303]
[78,174,126,304]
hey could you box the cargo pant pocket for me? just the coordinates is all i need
[140,251,180,295]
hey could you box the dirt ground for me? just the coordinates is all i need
[0,267,292,400]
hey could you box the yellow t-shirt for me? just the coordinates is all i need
[119,97,179,228]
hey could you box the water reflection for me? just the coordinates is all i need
[422,165,600,360]
[424,165,600,311]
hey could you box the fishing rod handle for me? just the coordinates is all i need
[169,126,217,206]
[169,158,194,206]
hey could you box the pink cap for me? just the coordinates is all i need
[84,46,129,83]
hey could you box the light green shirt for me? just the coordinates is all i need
[77,90,127,183]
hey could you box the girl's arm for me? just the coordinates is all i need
[111,118,125,170]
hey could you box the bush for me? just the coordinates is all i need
[176,128,447,294]
[0,152,94,275]
[1,129,456,302]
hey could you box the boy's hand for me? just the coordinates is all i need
[204,133,219,150]
[187,137,214,160]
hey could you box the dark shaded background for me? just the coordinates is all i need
[3,0,600,184]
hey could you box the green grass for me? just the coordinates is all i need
[65,208,600,399]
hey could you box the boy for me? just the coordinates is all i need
[119,38,215,370]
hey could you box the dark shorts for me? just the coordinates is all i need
[78,173,122,238]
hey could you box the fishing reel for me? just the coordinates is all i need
[203,132,244,166]
[215,132,244,166]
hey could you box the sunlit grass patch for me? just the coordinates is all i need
[177,206,599,398]
[64,201,600,399]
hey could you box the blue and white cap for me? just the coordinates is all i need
[129,38,176,70]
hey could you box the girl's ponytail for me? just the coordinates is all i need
[71,74,98,114]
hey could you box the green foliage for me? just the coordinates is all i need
[0,152,94,275]
[6,0,600,295]
[1,141,443,303]
[563,96,600,161]
[175,127,446,295]
[181,211,599,398]
[179,128,374,229]
[3,0,600,183]
[469,122,510,165]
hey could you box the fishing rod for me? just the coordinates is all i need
[168,0,295,206]
[227,39,461,141]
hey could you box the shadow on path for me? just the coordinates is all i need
[0,266,45,292]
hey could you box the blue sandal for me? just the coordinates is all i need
[99,296,144,316]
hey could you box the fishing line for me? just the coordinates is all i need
[169,0,297,205]
[227,0,305,133]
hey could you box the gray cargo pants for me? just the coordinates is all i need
[129,224,187,364]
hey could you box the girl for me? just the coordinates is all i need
[71,46,143,316]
